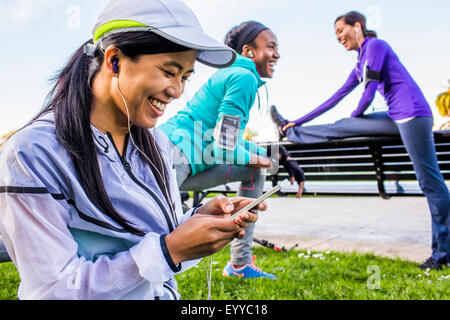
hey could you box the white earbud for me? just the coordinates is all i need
[248,51,254,58]
[355,27,362,48]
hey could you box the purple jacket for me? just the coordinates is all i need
[293,37,432,125]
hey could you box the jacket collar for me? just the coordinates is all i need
[230,54,266,88]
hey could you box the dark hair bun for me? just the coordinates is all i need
[224,21,252,51]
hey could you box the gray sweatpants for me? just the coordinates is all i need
[286,112,399,144]
[172,144,265,266]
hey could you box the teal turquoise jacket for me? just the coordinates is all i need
[159,54,267,176]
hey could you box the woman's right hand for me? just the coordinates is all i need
[282,122,297,132]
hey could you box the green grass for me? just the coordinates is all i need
[1,246,448,300]
[0,262,20,300]
[177,247,449,300]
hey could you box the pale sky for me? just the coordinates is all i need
[1,0,449,140]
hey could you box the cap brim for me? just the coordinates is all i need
[151,26,236,68]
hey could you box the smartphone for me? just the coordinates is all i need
[230,180,287,219]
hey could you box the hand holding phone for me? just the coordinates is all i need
[230,179,288,220]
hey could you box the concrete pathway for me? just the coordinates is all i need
[253,196,431,263]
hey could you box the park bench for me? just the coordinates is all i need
[189,130,450,205]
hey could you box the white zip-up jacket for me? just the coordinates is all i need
[0,112,200,299]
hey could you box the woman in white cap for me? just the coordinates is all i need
[0,0,265,300]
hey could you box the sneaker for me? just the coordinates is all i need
[418,257,447,270]
[269,105,288,140]
[222,255,277,280]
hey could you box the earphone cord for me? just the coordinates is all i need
[115,78,178,227]
[258,83,270,141]
[263,83,269,114]
[115,76,216,298]
[201,256,213,300]
[355,28,363,83]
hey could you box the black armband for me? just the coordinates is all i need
[364,65,382,88]
[213,115,241,151]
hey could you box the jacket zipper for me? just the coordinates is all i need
[106,133,175,232]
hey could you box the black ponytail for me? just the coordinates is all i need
[335,11,378,38]
[29,32,191,236]
[364,29,378,38]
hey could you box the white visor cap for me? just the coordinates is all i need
[93,0,236,68]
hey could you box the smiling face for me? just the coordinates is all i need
[334,19,364,51]
[248,29,280,79]
[98,49,197,131]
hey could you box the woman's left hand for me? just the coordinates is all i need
[197,195,265,227]
[165,196,266,264]
[282,122,296,132]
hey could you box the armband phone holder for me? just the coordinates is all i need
[214,115,241,151]
[364,63,381,88]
